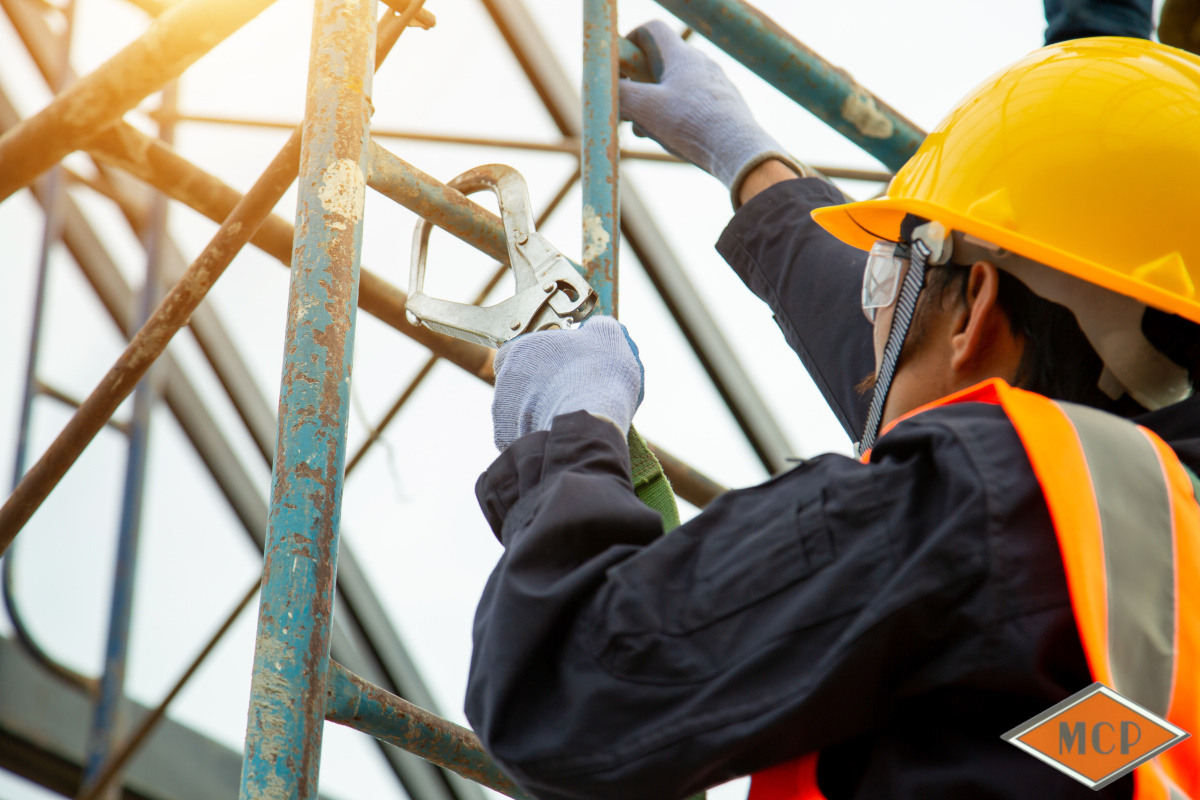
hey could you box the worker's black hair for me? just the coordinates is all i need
[1144,308,1200,387]
[911,264,1200,415]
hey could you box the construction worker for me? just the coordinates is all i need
[1042,0,1200,52]
[1046,0,1152,43]
[465,27,1200,800]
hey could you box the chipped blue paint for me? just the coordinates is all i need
[238,2,374,799]
[582,0,619,317]
[642,0,926,171]
[324,662,534,800]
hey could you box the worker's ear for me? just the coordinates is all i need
[948,261,1019,376]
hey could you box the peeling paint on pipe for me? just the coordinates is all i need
[582,0,620,316]
[238,2,375,799]
[0,5,423,556]
[625,0,926,170]
[325,662,534,800]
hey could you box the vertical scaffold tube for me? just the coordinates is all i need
[582,0,619,316]
[238,2,374,799]
[81,82,178,800]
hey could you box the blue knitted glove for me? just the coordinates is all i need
[491,317,645,451]
[619,20,794,200]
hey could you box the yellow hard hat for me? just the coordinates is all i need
[812,37,1200,325]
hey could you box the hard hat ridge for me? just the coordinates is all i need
[813,37,1200,327]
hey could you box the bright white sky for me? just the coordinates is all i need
[0,0,1115,798]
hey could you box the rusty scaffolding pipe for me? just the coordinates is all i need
[80,118,722,501]
[582,0,620,316]
[0,1,723,567]
[151,112,681,162]
[346,166,583,477]
[0,0,278,202]
[139,112,893,181]
[0,72,482,800]
[0,0,730,503]
[238,1,375,797]
[325,661,533,800]
[78,125,496,381]
[1,0,424,475]
[627,0,926,170]
[0,7,437,554]
[483,0,796,474]
[0,126,304,554]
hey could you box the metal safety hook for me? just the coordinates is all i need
[405,164,598,348]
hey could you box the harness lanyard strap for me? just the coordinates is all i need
[626,427,682,533]
[857,239,929,455]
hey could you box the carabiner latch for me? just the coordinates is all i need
[405,164,598,348]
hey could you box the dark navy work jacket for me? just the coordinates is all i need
[465,178,1200,800]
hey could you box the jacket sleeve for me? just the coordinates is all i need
[466,409,1000,800]
[716,177,875,439]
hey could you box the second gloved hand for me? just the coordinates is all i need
[619,20,789,196]
[492,317,645,451]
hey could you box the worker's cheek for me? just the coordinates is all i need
[872,306,892,373]
[869,261,910,373]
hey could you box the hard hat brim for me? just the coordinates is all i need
[812,197,1200,325]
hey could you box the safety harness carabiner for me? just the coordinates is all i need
[405,164,598,349]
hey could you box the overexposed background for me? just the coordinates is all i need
[0,0,1068,797]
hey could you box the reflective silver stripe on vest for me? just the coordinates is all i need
[1057,403,1176,718]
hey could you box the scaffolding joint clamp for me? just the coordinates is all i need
[405,164,598,349]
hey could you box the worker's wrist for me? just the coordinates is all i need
[584,411,629,438]
[732,154,811,209]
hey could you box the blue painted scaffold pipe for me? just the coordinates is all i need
[324,661,534,800]
[582,0,620,316]
[631,0,926,171]
[238,1,375,798]
[82,94,173,795]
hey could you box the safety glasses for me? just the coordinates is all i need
[861,240,910,324]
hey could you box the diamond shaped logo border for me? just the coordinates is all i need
[1001,682,1190,790]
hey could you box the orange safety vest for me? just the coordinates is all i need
[748,379,1199,800]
